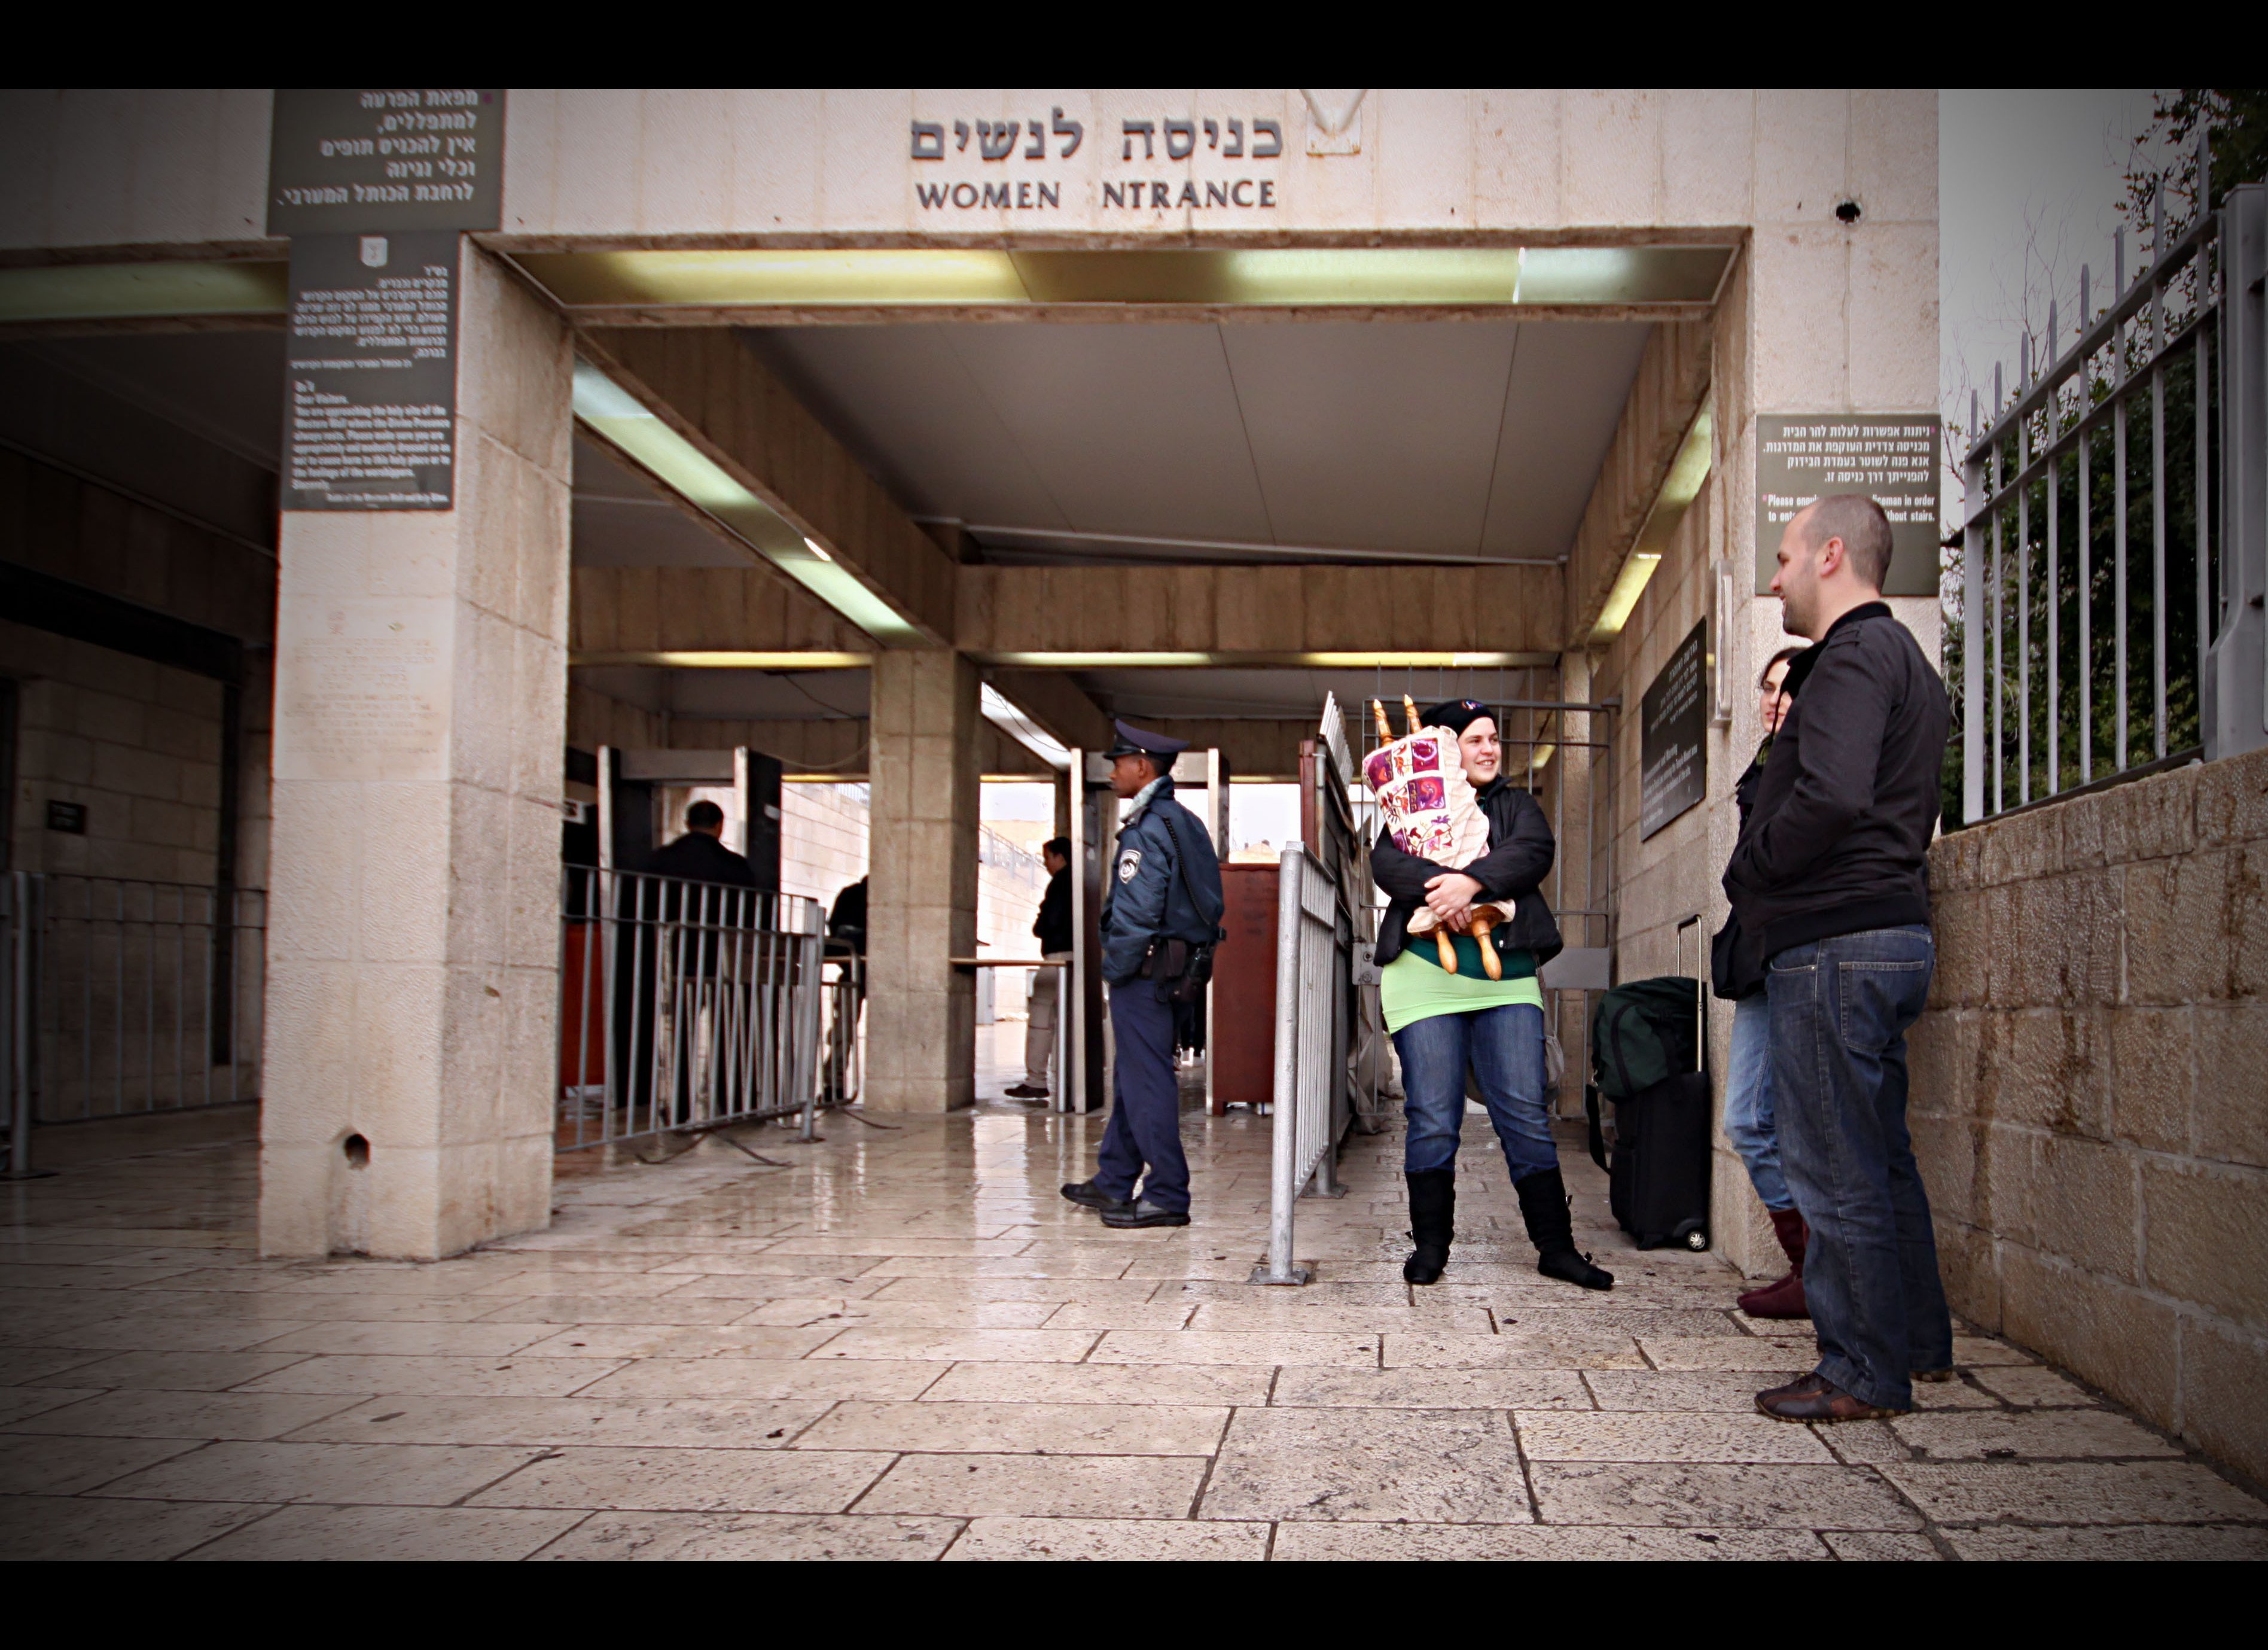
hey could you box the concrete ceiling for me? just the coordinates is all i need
[1077,664,1565,723]
[575,663,867,720]
[571,432,749,568]
[745,318,1651,566]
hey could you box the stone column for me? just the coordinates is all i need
[864,649,979,1112]
[260,243,572,1259]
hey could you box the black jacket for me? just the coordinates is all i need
[645,831,758,888]
[1710,741,1774,1000]
[1372,777,1564,968]
[828,878,867,955]
[1032,867,1072,954]
[1723,602,1950,958]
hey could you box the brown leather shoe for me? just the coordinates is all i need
[1755,1373,1905,1423]
[1737,1208,1809,1319]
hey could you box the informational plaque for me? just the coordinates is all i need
[1639,619,1708,841]
[282,232,458,512]
[1754,413,1941,596]
[267,89,503,235]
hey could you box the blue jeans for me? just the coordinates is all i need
[1724,990,1793,1212]
[1392,1003,1557,1182]
[1768,926,1953,1411]
[1095,984,1190,1213]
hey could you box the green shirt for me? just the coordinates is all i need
[1379,938,1542,1033]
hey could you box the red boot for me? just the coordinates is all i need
[1737,1207,1809,1319]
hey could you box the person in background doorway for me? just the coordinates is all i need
[1007,837,1073,1102]
[1726,495,1953,1424]
[821,875,868,1103]
[1061,724,1223,1229]
[1372,700,1611,1293]
[828,876,868,963]
[647,799,756,888]
[1713,644,1809,1320]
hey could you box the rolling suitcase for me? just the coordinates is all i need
[1585,918,1712,1252]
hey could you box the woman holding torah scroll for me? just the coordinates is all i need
[1369,698,1612,1291]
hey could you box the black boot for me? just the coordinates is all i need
[1516,1167,1614,1290]
[1403,1170,1455,1285]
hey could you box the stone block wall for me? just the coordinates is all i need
[1913,743,2268,1485]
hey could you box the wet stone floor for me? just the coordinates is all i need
[4,1097,2266,1561]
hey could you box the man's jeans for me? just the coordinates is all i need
[1724,990,1793,1213]
[1767,925,1952,1410]
[1392,1003,1557,1183]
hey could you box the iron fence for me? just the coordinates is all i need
[2,871,266,1173]
[557,865,824,1150]
[1960,159,2267,822]
[1254,843,1348,1286]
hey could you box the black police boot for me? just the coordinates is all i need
[1403,1170,1455,1285]
[1515,1167,1614,1290]
[1100,1198,1190,1229]
[1060,1179,1131,1213]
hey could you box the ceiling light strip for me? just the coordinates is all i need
[0,260,289,325]
[973,651,1557,669]
[1589,401,1715,643]
[570,651,873,669]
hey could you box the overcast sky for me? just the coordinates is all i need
[1938,89,2173,523]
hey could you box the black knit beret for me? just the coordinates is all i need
[1419,698,1493,736]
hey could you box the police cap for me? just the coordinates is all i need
[1105,720,1188,762]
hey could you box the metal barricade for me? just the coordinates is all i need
[820,949,864,1108]
[557,866,824,1151]
[2,871,266,1156]
[1254,844,1349,1286]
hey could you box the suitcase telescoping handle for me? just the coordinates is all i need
[1675,913,1705,1077]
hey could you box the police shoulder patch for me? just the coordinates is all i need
[1116,848,1142,883]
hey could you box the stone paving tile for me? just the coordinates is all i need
[0,1493,272,1560]
[1582,1370,1809,1411]
[14,1317,324,1353]
[472,1446,893,1513]
[1091,1331,1382,1368]
[1,1389,366,1441]
[1815,1420,1911,1466]
[947,1516,1270,1560]
[125,1292,502,1325]
[1490,1308,1743,1340]
[810,1328,1098,1363]
[464,1296,758,1325]
[1530,1462,1923,1529]
[243,1322,568,1358]
[1882,1461,2268,1526]
[864,1255,1136,1280]
[1820,1531,1944,1560]
[766,1237,1032,1258]
[1269,1524,1829,1560]
[797,1400,1230,1457]
[231,1354,633,1399]
[1949,1335,2037,1367]
[1944,1524,2268,1560]
[26,1351,313,1392]
[0,1347,124,1385]
[1115,1253,1276,1281]
[1968,1366,2099,1407]
[1200,1407,1532,1524]
[184,1503,587,1561]
[0,1387,105,1427]
[0,1262,206,1291]
[1160,1279,1413,1309]
[1187,1302,1493,1335]
[1519,1409,1839,1464]
[1639,1335,1821,1370]
[1382,1332,1644,1369]
[916,1363,1274,1407]
[533,1511,961,1560]
[92,1440,542,1506]
[645,1253,883,1277]
[1909,1377,2006,1409]
[745,1298,1059,1329]
[0,1433,204,1496]
[866,1275,1161,1305]
[856,1453,1205,1520]
[1889,1409,2185,1462]
[286,1393,840,1447]
[1271,1368,1592,1410]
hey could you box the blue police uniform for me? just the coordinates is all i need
[1088,723,1224,1219]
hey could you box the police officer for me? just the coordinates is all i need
[1060,722,1225,1229]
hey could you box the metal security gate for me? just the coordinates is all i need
[1254,843,1347,1286]
[557,865,824,1150]
[4,870,267,1178]
[1959,163,2266,823]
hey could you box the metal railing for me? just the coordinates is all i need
[1254,844,1348,1286]
[1960,162,2267,823]
[557,865,824,1151]
[4,871,266,1173]
[821,948,864,1107]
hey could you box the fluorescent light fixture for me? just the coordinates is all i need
[980,683,1072,771]
[1527,743,1557,772]
[802,537,833,562]
[568,651,871,669]
[975,651,1556,669]
[0,260,288,324]
[1589,403,1715,643]
[571,358,924,646]
[516,247,1732,313]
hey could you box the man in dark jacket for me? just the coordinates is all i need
[1060,723,1224,1229]
[1007,839,1072,1101]
[1726,495,1953,1424]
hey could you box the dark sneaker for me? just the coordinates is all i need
[1004,1083,1050,1100]
[1755,1372,1905,1422]
[1099,1198,1190,1229]
[1060,1179,1130,1212]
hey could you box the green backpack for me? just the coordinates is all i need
[1589,976,1703,1100]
